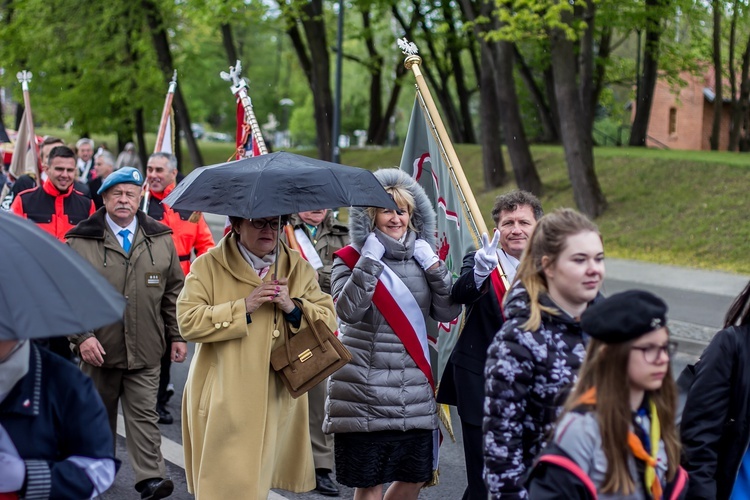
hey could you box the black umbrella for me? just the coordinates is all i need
[163,151,398,218]
[0,213,126,340]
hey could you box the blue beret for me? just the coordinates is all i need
[97,167,144,195]
[581,290,668,344]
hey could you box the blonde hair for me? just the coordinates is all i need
[515,208,600,331]
[562,339,681,494]
[365,185,417,233]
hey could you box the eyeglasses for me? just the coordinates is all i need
[631,341,678,363]
[249,218,282,230]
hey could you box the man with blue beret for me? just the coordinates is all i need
[65,167,186,500]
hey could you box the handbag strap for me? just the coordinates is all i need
[283,298,330,370]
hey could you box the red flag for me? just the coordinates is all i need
[235,99,261,160]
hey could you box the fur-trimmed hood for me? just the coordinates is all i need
[348,168,436,248]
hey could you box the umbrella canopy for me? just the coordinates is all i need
[163,151,398,219]
[0,213,126,340]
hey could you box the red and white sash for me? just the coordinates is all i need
[294,228,324,270]
[334,245,434,388]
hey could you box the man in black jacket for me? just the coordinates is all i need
[437,190,542,500]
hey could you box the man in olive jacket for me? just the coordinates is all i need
[287,210,349,496]
[66,167,186,500]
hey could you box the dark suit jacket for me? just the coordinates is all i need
[436,251,505,426]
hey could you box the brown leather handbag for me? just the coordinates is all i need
[270,299,352,398]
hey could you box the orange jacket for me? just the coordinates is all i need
[148,183,215,274]
[10,178,95,242]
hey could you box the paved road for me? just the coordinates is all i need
[104,214,749,498]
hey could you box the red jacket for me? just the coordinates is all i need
[148,183,215,274]
[10,178,95,242]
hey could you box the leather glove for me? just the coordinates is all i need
[413,239,440,270]
[473,230,500,287]
[361,233,386,261]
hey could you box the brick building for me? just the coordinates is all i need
[634,70,732,150]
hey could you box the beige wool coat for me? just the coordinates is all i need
[178,232,337,499]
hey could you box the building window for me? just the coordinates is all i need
[668,107,677,135]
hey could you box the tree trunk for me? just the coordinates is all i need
[731,33,750,151]
[479,44,506,188]
[514,45,559,142]
[141,0,204,168]
[15,104,23,130]
[134,108,148,172]
[550,26,607,218]
[545,66,561,138]
[578,0,596,135]
[361,11,384,145]
[394,1,467,143]
[629,0,663,147]
[221,23,239,66]
[372,62,407,145]
[174,116,183,171]
[284,0,333,161]
[491,41,542,194]
[458,0,539,192]
[442,1,476,143]
[710,0,722,151]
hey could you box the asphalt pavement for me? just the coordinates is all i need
[104,213,749,499]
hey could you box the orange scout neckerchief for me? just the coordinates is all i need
[577,387,662,500]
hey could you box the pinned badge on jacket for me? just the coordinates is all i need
[146,273,162,287]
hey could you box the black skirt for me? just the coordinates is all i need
[334,429,434,488]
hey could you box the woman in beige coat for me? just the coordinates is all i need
[178,215,338,499]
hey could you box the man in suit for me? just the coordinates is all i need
[76,138,96,184]
[436,190,543,500]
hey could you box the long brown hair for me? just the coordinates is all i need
[725,279,750,328]
[562,339,681,494]
[515,208,600,331]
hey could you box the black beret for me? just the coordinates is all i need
[581,290,668,344]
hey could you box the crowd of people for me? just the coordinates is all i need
[0,137,748,500]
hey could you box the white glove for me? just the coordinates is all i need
[0,452,25,493]
[414,239,440,270]
[473,230,500,287]
[361,233,385,261]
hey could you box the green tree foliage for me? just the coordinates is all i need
[0,0,163,138]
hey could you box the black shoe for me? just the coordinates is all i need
[157,406,173,425]
[138,478,174,500]
[314,471,339,497]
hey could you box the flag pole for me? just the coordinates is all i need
[142,70,177,212]
[16,71,41,179]
[398,38,510,290]
[221,60,267,156]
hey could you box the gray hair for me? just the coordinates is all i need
[76,137,95,149]
[148,152,178,171]
[491,190,544,224]
[95,151,116,167]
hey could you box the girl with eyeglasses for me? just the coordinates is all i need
[681,280,750,499]
[526,290,688,499]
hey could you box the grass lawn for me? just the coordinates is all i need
[35,127,749,274]
[341,145,750,275]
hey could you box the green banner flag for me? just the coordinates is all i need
[399,97,477,379]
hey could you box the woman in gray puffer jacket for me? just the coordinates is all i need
[323,168,461,499]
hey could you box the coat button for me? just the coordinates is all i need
[215,323,221,329]
[222,321,230,327]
